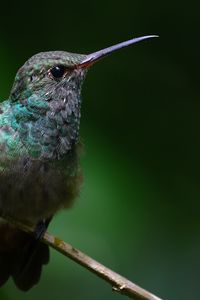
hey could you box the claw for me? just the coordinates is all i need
[34,218,52,240]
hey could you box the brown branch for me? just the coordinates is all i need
[4,217,163,300]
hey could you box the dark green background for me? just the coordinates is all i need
[0,1,199,299]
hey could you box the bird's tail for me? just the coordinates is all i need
[0,222,49,291]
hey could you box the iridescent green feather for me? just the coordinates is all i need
[0,101,28,162]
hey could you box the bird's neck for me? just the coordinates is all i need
[12,92,82,161]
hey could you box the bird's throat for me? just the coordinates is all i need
[15,91,82,161]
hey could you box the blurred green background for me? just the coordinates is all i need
[0,1,199,299]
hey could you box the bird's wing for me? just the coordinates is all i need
[0,100,27,164]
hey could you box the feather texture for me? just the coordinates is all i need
[0,50,86,290]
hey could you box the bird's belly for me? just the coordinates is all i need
[0,157,82,224]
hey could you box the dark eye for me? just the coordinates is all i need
[50,65,66,79]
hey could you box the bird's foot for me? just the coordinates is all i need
[34,218,52,240]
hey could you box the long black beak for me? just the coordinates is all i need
[79,35,158,68]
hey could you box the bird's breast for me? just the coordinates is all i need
[0,145,83,225]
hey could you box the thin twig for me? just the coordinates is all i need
[4,217,163,300]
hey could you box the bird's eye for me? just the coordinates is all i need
[50,65,66,79]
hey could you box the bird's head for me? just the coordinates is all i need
[10,51,87,103]
[10,35,158,103]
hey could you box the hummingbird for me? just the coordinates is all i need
[0,35,157,291]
